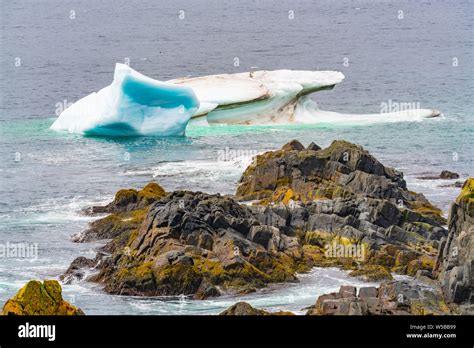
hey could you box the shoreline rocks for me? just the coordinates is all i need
[69,191,304,297]
[434,178,473,313]
[236,140,445,225]
[418,170,460,180]
[64,140,459,310]
[74,182,166,243]
[305,282,450,315]
[2,280,84,316]
[219,302,294,316]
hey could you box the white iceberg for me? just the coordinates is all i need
[294,97,441,125]
[172,70,440,125]
[51,64,440,136]
[170,70,346,124]
[51,63,199,136]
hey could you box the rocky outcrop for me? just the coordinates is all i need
[306,282,450,315]
[71,191,304,297]
[60,256,100,283]
[86,182,166,215]
[238,140,446,279]
[65,141,447,299]
[440,171,460,180]
[219,302,294,315]
[419,171,460,180]
[1,280,84,315]
[74,182,166,243]
[434,178,473,312]
[237,140,445,225]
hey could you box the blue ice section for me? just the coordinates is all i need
[51,64,200,137]
[83,122,142,137]
[122,74,198,109]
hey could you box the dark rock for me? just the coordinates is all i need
[307,281,449,315]
[282,139,305,152]
[236,140,444,226]
[60,256,97,284]
[339,285,357,298]
[385,225,409,243]
[219,302,269,315]
[359,287,377,298]
[434,178,473,310]
[219,302,294,316]
[248,225,278,248]
[73,191,302,296]
[65,140,449,299]
[419,171,460,180]
[194,280,221,300]
[440,171,460,179]
[87,182,166,215]
[307,142,322,151]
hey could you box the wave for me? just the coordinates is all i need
[2,195,110,226]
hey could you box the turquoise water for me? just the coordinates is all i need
[0,0,472,314]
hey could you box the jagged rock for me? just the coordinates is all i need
[219,302,270,315]
[236,139,445,225]
[73,191,302,297]
[419,171,460,180]
[282,139,305,152]
[434,178,473,311]
[440,171,460,180]
[2,280,84,315]
[248,225,279,249]
[219,302,294,315]
[87,182,166,214]
[339,285,357,298]
[73,207,147,242]
[307,281,449,315]
[194,280,221,300]
[359,286,377,298]
[307,142,322,151]
[60,256,97,283]
[74,182,166,243]
[66,140,447,298]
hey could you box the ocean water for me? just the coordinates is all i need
[0,0,472,314]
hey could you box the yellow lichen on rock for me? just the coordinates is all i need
[456,178,474,204]
[349,264,393,281]
[1,280,84,315]
[137,182,166,205]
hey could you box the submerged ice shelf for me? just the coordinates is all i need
[51,64,441,136]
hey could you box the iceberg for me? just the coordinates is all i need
[293,96,441,125]
[51,63,199,136]
[51,64,440,136]
[169,70,346,124]
[170,70,440,125]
